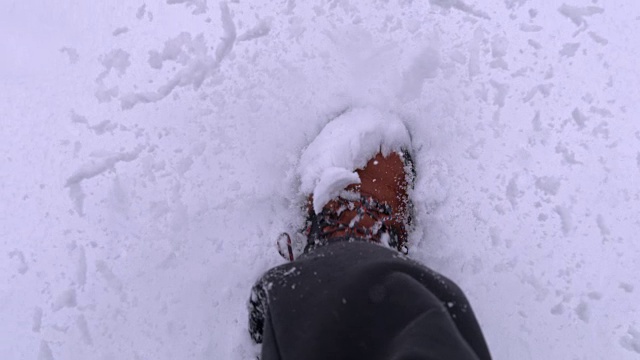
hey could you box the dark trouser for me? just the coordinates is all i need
[249,241,492,360]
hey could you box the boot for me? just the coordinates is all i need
[277,107,415,260]
[304,149,414,254]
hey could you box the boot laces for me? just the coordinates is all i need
[307,192,407,252]
[319,196,390,236]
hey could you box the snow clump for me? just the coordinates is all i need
[298,107,412,214]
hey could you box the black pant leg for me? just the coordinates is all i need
[249,241,491,360]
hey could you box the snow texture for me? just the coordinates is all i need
[430,0,491,19]
[1,1,640,359]
[299,107,411,213]
[558,4,605,27]
[620,327,640,354]
[237,18,272,42]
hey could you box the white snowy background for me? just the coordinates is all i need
[1,0,639,359]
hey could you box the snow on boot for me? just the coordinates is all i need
[304,150,414,253]
[278,107,415,260]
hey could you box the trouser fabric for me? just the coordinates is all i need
[249,241,492,360]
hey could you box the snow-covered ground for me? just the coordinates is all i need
[2,1,639,359]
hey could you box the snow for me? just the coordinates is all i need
[52,289,77,312]
[167,0,209,15]
[298,107,412,213]
[237,19,272,42]
[59,47,79,64]
[8,250,29,274]
[38,342,54,360]
[558,4,605,27]
[430,0,491,20]
[118,7,237,110]
[97,49,131,81]
[215,2,237,62]
[65,146,144,215]
[32,307,43,333]
[2,1,640,359]
[76,314,93,345]
[112,27,129,37]
[136,4,147,20]
[621,326,640,354]
[560,42,581,57]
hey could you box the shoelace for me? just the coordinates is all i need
[307,193,407,252]
[278,194,408,261]
[314,195,393,240]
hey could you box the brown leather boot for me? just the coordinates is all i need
[303,149,414,254]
